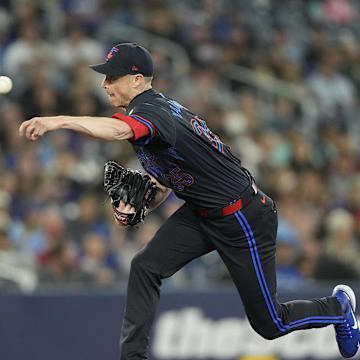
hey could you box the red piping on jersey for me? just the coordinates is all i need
[112,113,150,140]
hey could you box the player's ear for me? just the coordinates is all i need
[133,73,144,87]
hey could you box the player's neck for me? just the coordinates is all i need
[134,83,152,97]
[128,85,153,106]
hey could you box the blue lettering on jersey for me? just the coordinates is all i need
[167,147,185,161]
[159,93,183,119]
[168,100,183,118]
[137,147,194,192]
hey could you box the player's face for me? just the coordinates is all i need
[102,74,133,108]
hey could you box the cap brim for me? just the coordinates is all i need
[89,62,128,76]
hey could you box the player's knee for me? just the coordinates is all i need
[249,321,280,340]
[130,251,147,271]
[249,319,281,340]
[130,249,159,274]
[257,329,279,340]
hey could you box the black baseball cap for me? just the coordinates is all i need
[89,43,153,77]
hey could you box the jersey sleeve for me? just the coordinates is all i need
[128,103,176,147]
[112,113,150,140]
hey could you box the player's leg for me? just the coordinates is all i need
[201,191,352,339]
[229,196,360,357]
[120,204,214,360]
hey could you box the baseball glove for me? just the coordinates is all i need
[104,160,157,226]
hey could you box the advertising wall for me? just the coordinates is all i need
[0,288,358,360]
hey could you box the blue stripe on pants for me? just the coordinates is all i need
[234,210,344,333]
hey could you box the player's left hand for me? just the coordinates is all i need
[104,161,157,226]
[19,116,63,141]
[113,200,136,227]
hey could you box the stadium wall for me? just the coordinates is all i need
[0,288,358,360]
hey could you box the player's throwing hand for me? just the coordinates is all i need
[19,116,62,141]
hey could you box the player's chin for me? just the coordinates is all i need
[108,95,122,107]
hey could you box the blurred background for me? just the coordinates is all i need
[0,0,360,359]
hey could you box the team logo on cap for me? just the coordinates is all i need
[132,65,139,71]
[106,47,119,62]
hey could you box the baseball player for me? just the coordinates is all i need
[19,43,359,359]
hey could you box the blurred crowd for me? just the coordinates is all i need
[0,0,360,291]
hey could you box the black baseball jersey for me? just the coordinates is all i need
[123,89,252,209]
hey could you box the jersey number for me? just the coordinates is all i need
[190,116,223,153]
[165,166,194,191]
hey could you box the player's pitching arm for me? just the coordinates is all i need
[19,115,172,227]
[18,115,134,141]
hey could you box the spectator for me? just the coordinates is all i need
[324,208,360,272]
[347,175,360,241]
[3,23,52,76]
[38,242,83,283]
[79,231,119,285]
[0,228,37,292]
[67,192,109,246]
[275,220,304,289]
[56,24,104,71]
[307,48,356,130]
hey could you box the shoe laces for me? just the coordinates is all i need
[336,321,353,340]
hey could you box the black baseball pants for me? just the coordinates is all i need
[120,189,343,360]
